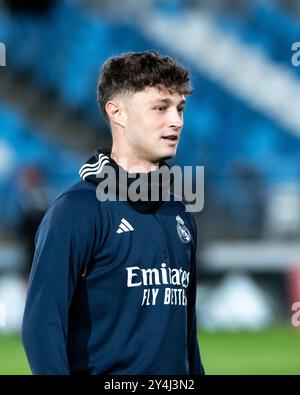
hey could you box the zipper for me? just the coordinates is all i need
[154,213,169,262]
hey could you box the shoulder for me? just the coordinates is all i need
[51,180,98,208]
[44,180,102,226]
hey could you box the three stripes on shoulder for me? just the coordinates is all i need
[79,154,110,180]
[79,156,134,235]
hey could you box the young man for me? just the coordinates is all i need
[22,51,205,375]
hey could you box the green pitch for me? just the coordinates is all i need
[0,334,31,375]
[0,324,299,375]
[199,324,300,375]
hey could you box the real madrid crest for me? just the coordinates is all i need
[176,215,192,244]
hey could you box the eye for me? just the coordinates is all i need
[154,106,167,112]
[178,107,185,114]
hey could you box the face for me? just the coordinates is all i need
[119,86,185,164]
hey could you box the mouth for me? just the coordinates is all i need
[161,135,179,145]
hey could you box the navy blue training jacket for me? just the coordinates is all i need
[21,148,205,375]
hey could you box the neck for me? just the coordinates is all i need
[110,146,159,173]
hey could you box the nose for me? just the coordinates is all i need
[168,108,183,130]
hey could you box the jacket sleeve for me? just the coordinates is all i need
[21,190,99,375]
[187,214,205,375]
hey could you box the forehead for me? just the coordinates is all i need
[128,86,185,105]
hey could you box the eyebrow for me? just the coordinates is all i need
[150,98,186,106]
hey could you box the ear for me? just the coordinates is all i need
[105,99,125,128]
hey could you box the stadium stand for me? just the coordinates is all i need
[1,0,300,241]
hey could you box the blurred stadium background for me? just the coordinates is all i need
[1,0,300,375]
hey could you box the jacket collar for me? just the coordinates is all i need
[79,147,173,213]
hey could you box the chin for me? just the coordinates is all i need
[159,148,177,161]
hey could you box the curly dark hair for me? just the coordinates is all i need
[97,50,192,123]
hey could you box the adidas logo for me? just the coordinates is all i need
[116,218,134,234]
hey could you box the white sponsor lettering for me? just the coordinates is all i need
[126,263,190,288]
